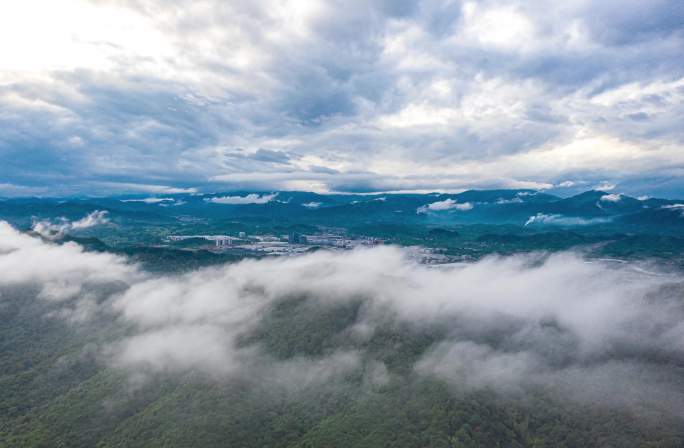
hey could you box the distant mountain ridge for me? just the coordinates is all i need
[1,189,682,232]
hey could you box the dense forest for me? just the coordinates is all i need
[1,259,683,447]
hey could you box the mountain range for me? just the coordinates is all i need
[1,189,682,233]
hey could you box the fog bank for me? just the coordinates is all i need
[2,221,684,416]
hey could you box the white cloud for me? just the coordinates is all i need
[32,210,110,239]
[417,199,473,214]
[96,183,198,195]
[590,77,684,108]
[71,210,110,229]
[0,221,137,304]
[0,0,174,74]
[600,193,622,202]
[595,181,617,191]
[121,198,174,204]
[496,197,523,204]
[205,193,278,205]
[662,204,684,216]
[459,2,537,52]
[525,213,610,226]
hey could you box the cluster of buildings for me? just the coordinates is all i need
[301,233,384,249]
[168,234,241,245]
[167,231,463,265]
[167,230,385,256]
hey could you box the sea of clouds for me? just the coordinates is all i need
[2,218,684,416]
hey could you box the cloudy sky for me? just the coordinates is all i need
[1,0,683,197]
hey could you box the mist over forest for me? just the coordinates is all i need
[3,217,684,446]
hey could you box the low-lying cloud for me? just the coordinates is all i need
[0,221,136,306]
[302,202,322,209]
[205,193,278,205]
[120,198,175,204]
[662,204,684,217]
[2,221,684,417]
[600,193,622,202]
[417,199,474,214]
[525,213,610,226]
[31,210,110,239]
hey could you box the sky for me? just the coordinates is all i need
[1,0,683,197]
